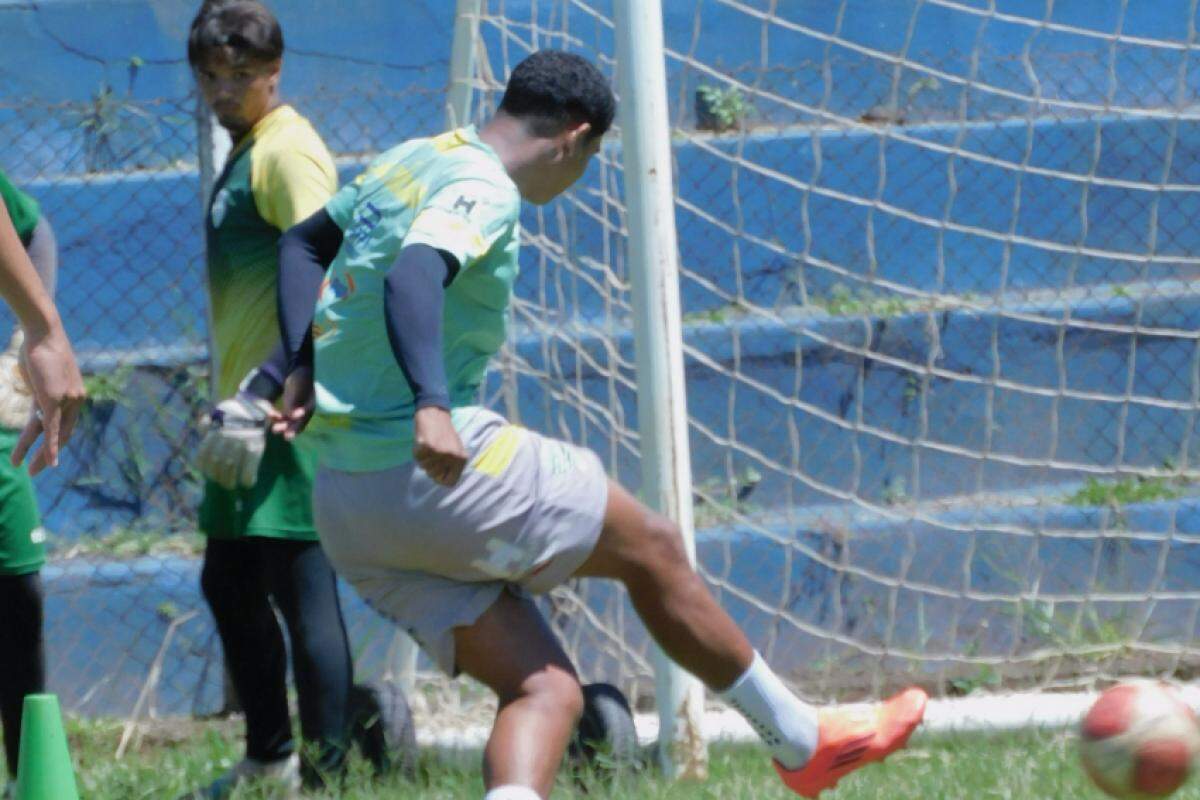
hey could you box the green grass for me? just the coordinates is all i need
[50,718,1200,799]
[1064,475,1185,508]
[50,526,204,559]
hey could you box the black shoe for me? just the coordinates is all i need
[569,682,642,776]
[349,680,418,778]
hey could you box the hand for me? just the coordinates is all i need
[270,366,315,442]
[413,406,467,487]
[196,392,272,489]
[13,324,85,475]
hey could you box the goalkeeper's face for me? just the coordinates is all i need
[193,50,281,137]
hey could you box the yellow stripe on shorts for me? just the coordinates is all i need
[472,425,523,478]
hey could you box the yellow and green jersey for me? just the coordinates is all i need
[206,104,336,399]
[310,126,521,472]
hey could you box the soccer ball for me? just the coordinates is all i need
[1079,682,1200,799]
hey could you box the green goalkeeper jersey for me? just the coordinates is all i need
[206,104,336,399]
[309,126,521,472]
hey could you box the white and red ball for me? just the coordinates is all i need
[1079,682,1200,799]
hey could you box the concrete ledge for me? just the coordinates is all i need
[39,492,1200,716]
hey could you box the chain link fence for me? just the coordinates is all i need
[0,75,453,718]
[3,0,1200,724]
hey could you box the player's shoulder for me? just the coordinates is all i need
[423,128,518,201]
[253,105,334,170]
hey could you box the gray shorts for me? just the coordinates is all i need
[313,409,609,675]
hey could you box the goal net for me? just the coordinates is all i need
[457,0,1200,712]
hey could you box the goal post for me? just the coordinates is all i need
[612,0,708,779]
[447,0,483,129]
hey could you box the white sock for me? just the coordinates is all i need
[718,651,819,770]
[484,786,542,800]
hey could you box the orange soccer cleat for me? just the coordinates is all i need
[774,687,928,798]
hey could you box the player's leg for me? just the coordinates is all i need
[199,537,294,765]
[0,429,47,786]
[576,480,752,688]
[454,589,584,800]
[311,440,570,797]
[0,571,44,780]
[575,480,925,797]
[260,538,352,786]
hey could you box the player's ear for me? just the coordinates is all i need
[564,121,593,155]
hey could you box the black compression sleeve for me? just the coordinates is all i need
[278,209,344,371]
[243,341,287,402]
[383,244,459,410]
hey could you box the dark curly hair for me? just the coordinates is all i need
[187,0,283,67]
[498,50,616,140]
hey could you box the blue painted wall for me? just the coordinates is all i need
[4,0,1199,177]
[13,108,1196,538]
[19,114,1199,360]
[0,0,1191,535]
[45,493,1200,715]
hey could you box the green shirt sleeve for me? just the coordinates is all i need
[402,178,518,270]
[0,171,40,246]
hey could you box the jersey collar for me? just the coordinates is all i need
[230,104,299,158]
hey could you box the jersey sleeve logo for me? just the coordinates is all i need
[347,201,384,248]
[319,272,356,301]
[452,195,477,216]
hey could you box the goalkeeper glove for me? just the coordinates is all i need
[196,373,274,490]
[0,329,32,431]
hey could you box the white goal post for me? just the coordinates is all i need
[611,0,708,779]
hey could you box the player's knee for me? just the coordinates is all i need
[285,613,345,666]
[545,670,585,725]
[513,667,584,724]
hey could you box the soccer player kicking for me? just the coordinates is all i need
[184,2,355,796]
[0,172,80,799]
[272,50,926,800]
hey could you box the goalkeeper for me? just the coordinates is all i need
[272,50,927,800]
[184,2,354,796]
[0,169,78,796]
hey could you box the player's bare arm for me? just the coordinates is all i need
[0,203,83,474]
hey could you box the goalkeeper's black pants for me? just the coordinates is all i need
[0,572,44,779]
[200,537,353,786]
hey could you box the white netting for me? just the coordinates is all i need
[460,0,1200,708]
